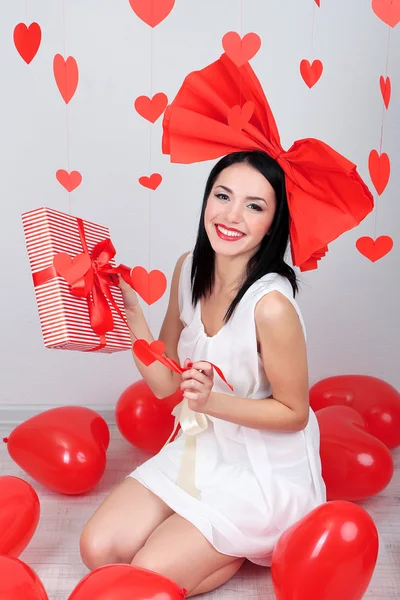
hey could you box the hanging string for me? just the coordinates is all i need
[311,0,316,58]
[239,0,243,105]
[147,26,154,331]
[25,0,28,24]
[61,0,72,215]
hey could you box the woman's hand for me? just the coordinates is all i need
[180,359,214,412]
[118,276,140,312]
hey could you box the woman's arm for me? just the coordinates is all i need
[202,291,310,431]
[126,251,190,399]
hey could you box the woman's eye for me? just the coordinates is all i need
[248,203,263,212]
[216,193,229,200]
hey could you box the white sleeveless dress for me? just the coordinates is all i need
[129,252,326,567]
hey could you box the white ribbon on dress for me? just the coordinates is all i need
[164,398,208,499]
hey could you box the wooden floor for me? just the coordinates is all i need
[1,423,399,600]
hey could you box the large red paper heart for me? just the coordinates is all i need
[0,556,48,600]
[0,476,40,557]
[356,235,393,262]
[369,149,390,195]
[130,266,167,304]
[372,0,400,28]
[56,169,82,192]
[68,564,185,600]
[228,102,254,132]
[116,379,182,453]
[380,76,391,108]
[271,501,378,600]
[128,0,175,27]
[310,374,400,449]
[316,405,394,501]
[300,59,323,88]
[13,22,41,64]
[53,54,79,104]
[222,32,261,67]
[132,339,166,366]
[135,93,168,122]
[53,252,92,285]
[4,407,110,494]
[138,173,162,190]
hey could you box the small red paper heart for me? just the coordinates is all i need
[314,0,321,5]
[128,0,175,27]
[138,173,162,190]
[356,236,393,262]
[300,59,323,88]
[222,32,261,67]
[380,76,391,108]
[56,169,82,192]
[53,253,92,285]
[53,54,79,104]
[317,405,394,501]
[13,22,41,64]
[368,149,390,195]
[228,101,254,132]
[134,93,168,123]
[133,339,166,366]
[372,0,400,28]
[130,266,167,304]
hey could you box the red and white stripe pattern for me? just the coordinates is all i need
[22,207,132,353]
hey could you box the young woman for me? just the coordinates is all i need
[80,149,326,594]
[80,53,373,596]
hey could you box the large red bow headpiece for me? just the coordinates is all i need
[162,53,374,271]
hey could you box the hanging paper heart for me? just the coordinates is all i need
[372,0,400,28]
[271,501,378,600]
[128,0,176,27]
[380,76,391,108]
[132,339,166,366]
[368,149,390,195]
[314,0,321,5]
[135,93,168,122]
[4,407,110,495]
[300,59,323,88]
[356,235,393,262]
[310,374,400,449]
[56,169,82,192]
[228,102,254,132]
[316,405,394,501]
[53,54,79,104]
[222,32,262,67]
[53,252,92,286]
[0,556,49,600]
[130,266,167,304]
[13,22,41,64]
[138,173,162,190]
[0,476,40,557]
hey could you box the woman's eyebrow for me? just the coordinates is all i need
[215,184,267,204]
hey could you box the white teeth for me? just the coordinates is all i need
[216,225,244,238]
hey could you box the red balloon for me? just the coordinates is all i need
[4,407,110,495]
[116,379,182,454]
[272,500,379,600]
[0,476,40,557]
[0,555,48,600]
[317,405,393,501]
[310,374,400,449]
[68,564,186,600]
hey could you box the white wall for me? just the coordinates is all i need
[1,0,398,410]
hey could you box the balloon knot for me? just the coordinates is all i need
[3,437,9,443]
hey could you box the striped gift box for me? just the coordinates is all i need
[21,207,132,353]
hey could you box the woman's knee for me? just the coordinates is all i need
[79,524,120,571]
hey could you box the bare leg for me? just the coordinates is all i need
[80,477,174,570]
[131,513,245,595]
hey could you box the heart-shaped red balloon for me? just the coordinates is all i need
[0,555,48,600]
[310,374,400,449]
[0,476,40,557]
[272,501,378,600]
[68,564,186,600]
[116,379,182,454]
[316,405,394,501]
[4,407,110,495]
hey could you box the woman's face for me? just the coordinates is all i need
[204,162,277,258]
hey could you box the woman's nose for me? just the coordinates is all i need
[225,205,242,223]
